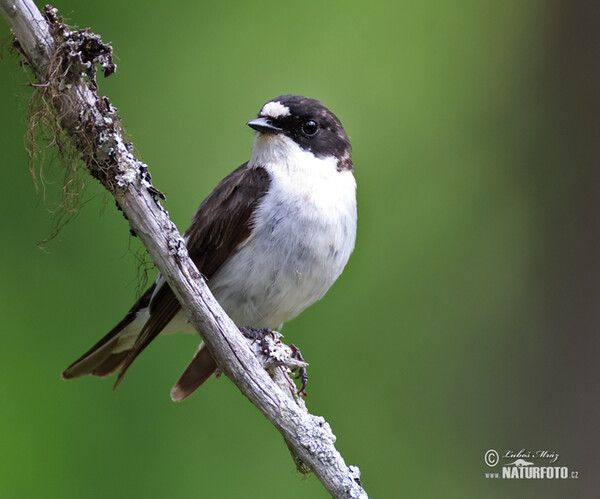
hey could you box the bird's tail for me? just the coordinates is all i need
[61,286,154,380]
[62,283,217,400]
[170,343,217,401]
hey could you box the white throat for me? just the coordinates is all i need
[248,133,315,171]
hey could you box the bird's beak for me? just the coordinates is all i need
[247,117,282,134]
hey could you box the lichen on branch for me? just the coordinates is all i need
[18,6,161,243]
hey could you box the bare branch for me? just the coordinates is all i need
[0,2,368,497]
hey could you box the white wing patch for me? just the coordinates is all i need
[261,101,290,119]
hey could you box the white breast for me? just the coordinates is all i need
[208,133,357,329]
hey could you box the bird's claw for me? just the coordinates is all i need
[239,328,309,396]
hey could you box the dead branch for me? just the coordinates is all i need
[0,2,368,497]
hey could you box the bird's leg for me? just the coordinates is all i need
[289,344,308,397]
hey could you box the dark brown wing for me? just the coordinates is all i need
[113,163,271,387]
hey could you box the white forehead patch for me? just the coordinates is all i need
[260,101,291,119]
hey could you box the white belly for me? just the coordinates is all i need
[209,164,356,329]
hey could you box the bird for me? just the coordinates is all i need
[62,95,357,401]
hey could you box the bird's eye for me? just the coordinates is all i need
[302,120,318,136]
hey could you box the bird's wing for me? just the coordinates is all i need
[113,163,271,387]
[61,283,156,379]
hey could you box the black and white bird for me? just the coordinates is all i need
[62,95,357,401]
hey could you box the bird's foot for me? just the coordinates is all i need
[239,326,264,341]
[239,327,309,397]
[289,344,308,397]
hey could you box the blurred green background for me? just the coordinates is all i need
[1,1,599,497]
